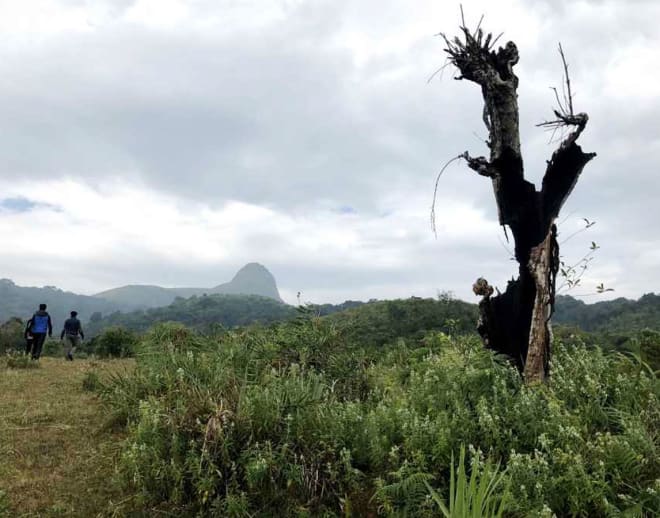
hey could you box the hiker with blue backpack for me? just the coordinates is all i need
[28,303,53,360]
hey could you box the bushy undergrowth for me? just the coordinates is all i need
[101,319,660,516]
[1,350,40,369]
[89,326,139,358]
[0,317,25,355]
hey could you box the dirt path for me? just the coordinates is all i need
[0,357,133,517]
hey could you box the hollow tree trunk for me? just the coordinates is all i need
[443,27,596,382]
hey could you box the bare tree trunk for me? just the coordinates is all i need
[525,225,558,382]
[442,26,596,382]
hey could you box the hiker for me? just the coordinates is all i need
[61,311,84,361]
[23,318,35,355]
[28,303,53,360]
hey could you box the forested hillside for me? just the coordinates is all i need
[82,290,660,340]
[85,293,298,336]
[84,294,480,342]
[0,279,123,326]
[325,296,478,346]
[554,293,660,332]
[4,270,660,344]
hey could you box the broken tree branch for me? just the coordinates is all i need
[539,45,596,223]
[460,151,496,177]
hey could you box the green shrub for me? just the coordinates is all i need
[101,317,660,516]
[92,327,139,358]
[0,317,25,354]
[42,338,62,357]
[639,328,660,373]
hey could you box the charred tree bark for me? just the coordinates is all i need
[442,26,596,382]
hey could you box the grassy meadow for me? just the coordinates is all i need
[0,356,133,517]
[0,311,658,517]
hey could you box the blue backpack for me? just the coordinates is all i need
[32,314,49,333]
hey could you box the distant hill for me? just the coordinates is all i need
[554,293,660,333]
[85,294,479,340]
[322,294,660,349]
[317,293,660,347]
[94,263,283,308]
[324,296,479,347]
[2,260,660,342]
[0,278,122,328]
[86,293,298,336]
[0,263,283,329]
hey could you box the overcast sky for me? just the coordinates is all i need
[0,0,658,304]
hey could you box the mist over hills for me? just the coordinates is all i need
[0,263,283,326]
[94,262,283,307]
[86,293,298,336]
[0,278,119,328]
[2,260,660,339]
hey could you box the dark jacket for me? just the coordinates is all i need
[61,317,84,340]
[30,310,53,336]
[24,319,33,339]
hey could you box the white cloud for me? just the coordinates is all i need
[0,176,506,302]
[0,0,658,304]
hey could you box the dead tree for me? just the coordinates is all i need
[440,24,596,382]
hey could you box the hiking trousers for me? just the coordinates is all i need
[63,335,81,357]
[31,333,47,359]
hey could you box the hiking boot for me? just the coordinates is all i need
[66,353,73,361]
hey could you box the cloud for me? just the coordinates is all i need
[0,0,496,212]
[0,176,512,302]
[0,0,658,303]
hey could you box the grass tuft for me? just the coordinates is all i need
[81,370,102,392]
[2,351,40,370]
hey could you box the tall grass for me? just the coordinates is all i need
[100,319,660,516]
[424,445,509,518]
